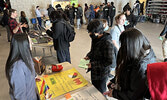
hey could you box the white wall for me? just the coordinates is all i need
[10,0,51,20]
[10,0,136,20]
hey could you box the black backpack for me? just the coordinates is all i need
[60,21,76,42]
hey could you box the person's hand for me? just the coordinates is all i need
[35,76,41,82]
[20,23,27,28]
[107,82,116,90]
[159,36,163,41]
[103,89,113,97]
[84,56,89,60]
[87,63,91,68]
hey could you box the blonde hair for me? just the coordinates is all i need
[115,13,125,23]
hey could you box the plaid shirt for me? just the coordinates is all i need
[87,33,114,80]
[8,17,22,35]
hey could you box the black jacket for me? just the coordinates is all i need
[109,5,116,17]
[160,22,167,38]
[103,6,109,18]
[112,49,156,100]
[87,33,114,80]
[125,13,137,29]
[46,19,70,51]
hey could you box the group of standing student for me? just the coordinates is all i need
[84,2,116,27]
[1,9,29,42]
[85,17,156,100]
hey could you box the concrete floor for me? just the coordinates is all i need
[0,21,164,100]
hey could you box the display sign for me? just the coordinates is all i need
[70,0,78,7]
[36,68,88,100]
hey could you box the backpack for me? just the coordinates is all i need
[85,9,91,18]
[60,21,76,42]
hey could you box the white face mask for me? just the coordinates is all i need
[104,25,109,31]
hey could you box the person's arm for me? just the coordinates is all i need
[10,62,27,100]
[46,22,62,39]
[112,40,119,50]
[19,17,21,22]
[26,17,29,24]
[112,64,148,100]
[110,28,119,50]
[160,23,167,36]
[13,23,26,34]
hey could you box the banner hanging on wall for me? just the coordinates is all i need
[52,0,70,9]
[70,0,78,7]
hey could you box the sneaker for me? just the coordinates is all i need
[164,58,167,62]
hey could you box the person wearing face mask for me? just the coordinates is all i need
[124,8,137,29]
[110,13,126,70]
[84,19,114,94]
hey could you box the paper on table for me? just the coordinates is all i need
[78,59,89,69]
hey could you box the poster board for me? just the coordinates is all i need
[36,68,88,100]
[70,0,78,7]
[52,0,70,9]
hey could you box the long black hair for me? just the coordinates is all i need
[5,34,33,80]
[116,28,151,85]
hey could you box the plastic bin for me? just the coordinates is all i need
[31,18,36,24]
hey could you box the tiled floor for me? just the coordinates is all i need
[0,21,164,100]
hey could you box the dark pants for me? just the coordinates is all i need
[91,76,108,94]
[70,18,74,25]
[37,17,42,26]
[5,25,11,41]
[110,16,114,27]
[104,17,109,25]
[56,48,71,63]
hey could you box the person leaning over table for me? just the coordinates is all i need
[104,28,156,100]
[5,33,39,100]
[84,19,114,94]
[46,10,71,63]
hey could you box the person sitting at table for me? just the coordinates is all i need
[84,19,114,94]
[5,33,39,100]
[104,28,156,99]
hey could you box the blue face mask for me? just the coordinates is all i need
[104,25,109,31]
[124,20,129,26]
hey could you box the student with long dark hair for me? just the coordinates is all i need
[104,28,156,99]
[19,11,29,33]
[5,34,38,100]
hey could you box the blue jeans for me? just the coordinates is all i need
[91,76,108,94]
[37,17,42,26]
[56,48,71,63]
